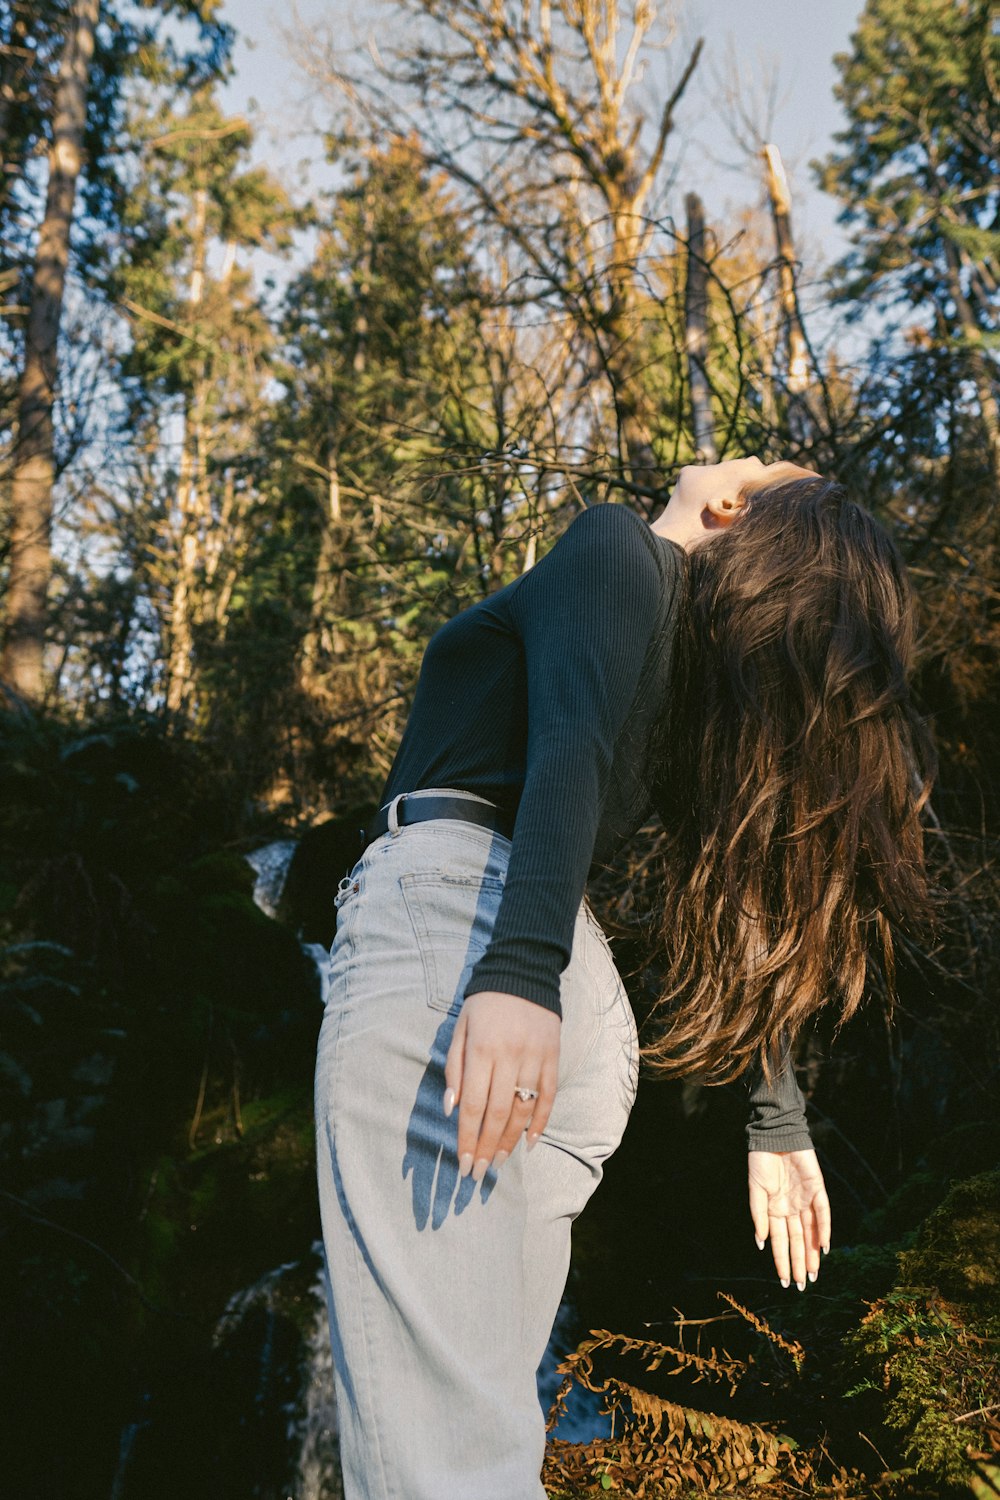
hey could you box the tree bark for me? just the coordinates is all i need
[2,0,99,701]
[165,186,208,717]
[762,143,812,444]
[684,192,716,462]
[299,458,345,694]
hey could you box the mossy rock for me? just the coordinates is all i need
[898,1168,1000,1308]
[842,1169,1000,1492]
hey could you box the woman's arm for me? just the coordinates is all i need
[742,1034,813,1154]
[462,502,665,1013]
[447,504,667,1179]
[741,1034,831,1289]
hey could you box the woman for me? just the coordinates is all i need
[314,458,932,1499]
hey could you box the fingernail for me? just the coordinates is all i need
[780,1278,790,1289]
[526,1133,540,1153]
[495,1150,509,1167]
[795,1280,806,1292]
[443,1088,455,1118]
[471,1157,489,1184]
[754,1234,765,1251]
[822,1243,830,1255]
[459,1153,473,1178]
[807,1271,817,1283]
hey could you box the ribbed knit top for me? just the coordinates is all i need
[380,501,813,1153]
[383,503,678,1012]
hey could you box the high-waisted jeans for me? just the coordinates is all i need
[314,788,639,1499]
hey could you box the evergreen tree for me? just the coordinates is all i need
[817,0,999,483]
[240,137,496,810]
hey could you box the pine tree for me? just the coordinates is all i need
[817,0,999,482]
[248,137,494,807]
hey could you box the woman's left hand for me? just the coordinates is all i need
[444,989,561,1183]
[748,1148,831,1289]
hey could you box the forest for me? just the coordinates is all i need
[0,0,998,1496]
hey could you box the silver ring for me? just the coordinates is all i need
[513,1086,539,1103]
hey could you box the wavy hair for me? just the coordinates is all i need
[644,475,936,1087]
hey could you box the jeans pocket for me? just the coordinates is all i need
[400,871,505,1013]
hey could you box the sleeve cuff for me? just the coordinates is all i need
[463,959,563,1018]
[746,1121,815,1153]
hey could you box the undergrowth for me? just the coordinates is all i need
[543,1170,1000,1499]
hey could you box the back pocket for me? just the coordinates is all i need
[400,872,505,1013]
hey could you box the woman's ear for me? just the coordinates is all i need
[702,492,749,529]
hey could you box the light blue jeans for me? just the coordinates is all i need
[314,788,639,1499]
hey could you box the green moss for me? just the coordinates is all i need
[842,1170,1000,1492]
[898,1170,1000,1308]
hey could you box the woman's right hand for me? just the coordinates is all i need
[748,1147,831,1289]
[443,991,560,1182]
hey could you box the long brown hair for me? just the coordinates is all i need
[643,475,936,1087]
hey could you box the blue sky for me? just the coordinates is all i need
[219,0,867,276]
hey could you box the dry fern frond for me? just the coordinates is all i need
[544,1325,813,1496]
[717,1291,807,1372]
[543,1401,812,1497]
[564,1327,749,1391]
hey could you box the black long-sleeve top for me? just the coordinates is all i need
[381,502,813,1152]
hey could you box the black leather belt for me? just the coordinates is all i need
[361,793,516,851]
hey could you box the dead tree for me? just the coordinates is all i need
[684,192,716,462]
[762,143,812,445]
[296,0,703,502]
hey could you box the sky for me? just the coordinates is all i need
[218,0,867,282]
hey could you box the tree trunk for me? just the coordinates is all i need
[684,192,717,462]
[2,0,99,702]
[299,458,345,694]
[762,144,812,444]
[165,186,208,717]
[607,201,662,499]
[299,177,375,695]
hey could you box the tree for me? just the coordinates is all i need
[111,85,294,718]
[817,0,1000,483]
[2,0,101,702]
[250,137,498,806]
[297,0,704,499]
[0,0,232,703]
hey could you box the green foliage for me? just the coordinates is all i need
[817,0,998,316]
[546,1167,1000,1497]
[0,707,322,1495]
[814,0,999,522]
[844,1172,1000,1492]
[0,0,232,357]
[115,85,294,400]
